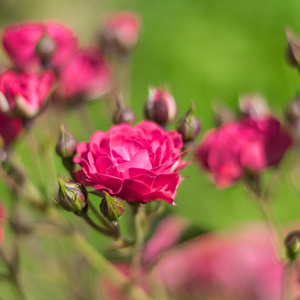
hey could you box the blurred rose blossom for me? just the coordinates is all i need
[0,70,55,119]
[57,47,111,101]
[0,111,23,147]
[195,116,292,187]
[2,21,78,72]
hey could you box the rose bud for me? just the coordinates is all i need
[57,47,111,102]
[286,95,300,124]
[57,175,87,213]
[100,12,140,55]
[285,28,300,69]
[144,88,177,127]
[0,70,55,119]
[212,103,235,127]
[112,96,136,125]
[100,191,125,222]
[284,230,300,262]
[2,21,78,72]
[56,125,77,159]
[239,94,270,120]
[176,101,201,143]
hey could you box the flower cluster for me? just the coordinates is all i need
[195,116,292,187]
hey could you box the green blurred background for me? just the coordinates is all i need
[1,0,300,298]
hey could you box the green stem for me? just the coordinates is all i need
[131,205,145,278]
[72,232,152,300]
[88,200,112,229]
[0,248,26,300]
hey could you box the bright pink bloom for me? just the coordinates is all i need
[74,121,186,204]
[57,47,110,100]
[0,111,23,146]
[0,70,56,119]
[2,21,78,71]
[101,12,140,52]
[0,203,4,245]
[195,117,292,187]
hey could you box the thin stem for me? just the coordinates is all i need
[0,248,26,300]
[72,231,152,300]
[79,212,117,238]
[282,262,293,300]
[131,205,145,278]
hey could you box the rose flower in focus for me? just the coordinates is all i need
[74,121,186,204]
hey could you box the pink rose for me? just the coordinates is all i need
[195,117,292,187]
[74,121,186,204]
[100,12,140,53]
[0,203,4,245]
[2,21,78,71]
[0,111,23,146]
[57,47,111,100]
[0,70,56,119]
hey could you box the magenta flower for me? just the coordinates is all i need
[0,70,56,119]
[195,117,292,187]
[0,111,23,146]
[57,47,111,100]
[74,121,186,204]
[100,12,140,53]
[2,21,78,71]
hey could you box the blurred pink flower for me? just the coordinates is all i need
[57,47,111,101]
[0,70,55,119]
[195,116,292,187]
[74,121,186,204]
[0,111,23,146]
[2,21,78,72]
[100,12,140,53]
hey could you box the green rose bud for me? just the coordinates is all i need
[176,101,201,142]
[57,175,87,212]
[100,191,125,221]
[56,125,77,159]
[284,230,300,262]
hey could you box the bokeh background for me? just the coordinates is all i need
[1,0,300,299]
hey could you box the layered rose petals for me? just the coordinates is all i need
[74,121,185,204]
[2,21,78,71]
[0,70,55,118]
[195,117,292,187]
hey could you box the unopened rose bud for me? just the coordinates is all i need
[176,101,201,142]
[56,125,77,159]
[57,175,87,212]
[285,28,300,69]
[286,96,300,124]
[144,88,177,126]
[112,97,136,125]
[239,94,270,120]
[100,191,125,221]
[284,230,300,262]
[212,103,235,126]
[36,34,56,67]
